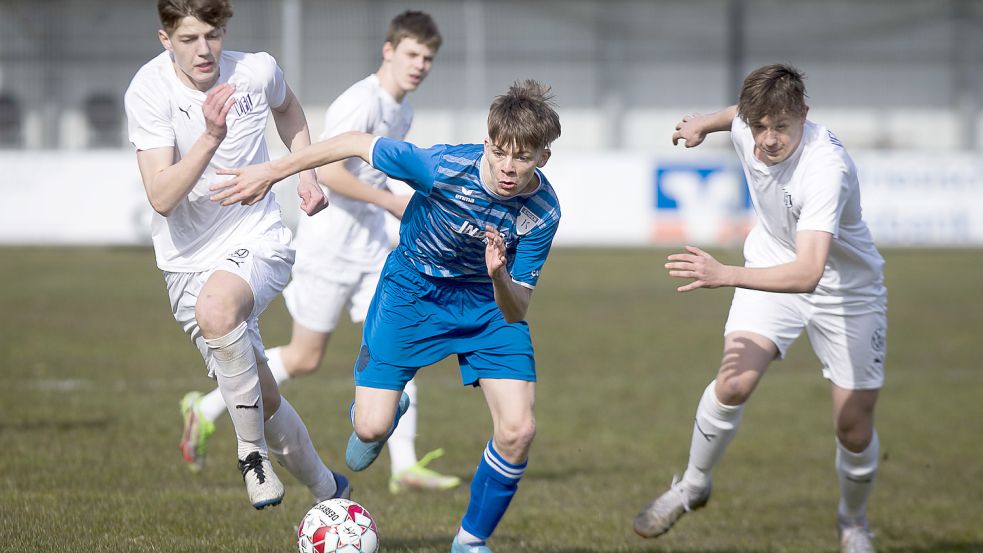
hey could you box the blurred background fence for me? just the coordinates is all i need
[1,0,982,246]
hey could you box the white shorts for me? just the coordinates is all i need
[163,227,294,378]
[282,263,382,333]
[724,288,887,390]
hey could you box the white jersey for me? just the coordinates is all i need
[124,50,287,272]
[731,116,885,299]
[292,74,413,272]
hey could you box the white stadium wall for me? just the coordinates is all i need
[2,150,982,248]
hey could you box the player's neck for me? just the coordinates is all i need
[376,67,408,103]
[171,62,219,93]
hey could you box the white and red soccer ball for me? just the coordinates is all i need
[297,498,379,553]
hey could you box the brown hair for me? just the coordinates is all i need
[487,80,561,151]
[158,0,233,35]
[385,10,442,52]
[737,63,808,125]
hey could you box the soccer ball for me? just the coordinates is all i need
[297,498,379,553]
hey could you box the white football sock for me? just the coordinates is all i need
[265,346,291,386]
[388,378,419,474]
[265,397,337,500]
[682,380,745,492]
[456,527,484,546]
[836,430,878,524]
[207,321,267,460]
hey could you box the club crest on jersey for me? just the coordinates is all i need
[231,94,254,118]
[783,188,793,209]
[516,206,540,235]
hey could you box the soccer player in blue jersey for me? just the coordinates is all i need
[212,80,561,553]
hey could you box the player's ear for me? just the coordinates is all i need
[158,29,172,51]
[382,41,395,62]
[536,148,551,168]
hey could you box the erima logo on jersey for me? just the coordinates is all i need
[455,194,476,204]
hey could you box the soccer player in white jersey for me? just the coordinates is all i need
[212,80,562,553]
[178,10,460,494]
[124,0,349,510]
[633,64,886,553]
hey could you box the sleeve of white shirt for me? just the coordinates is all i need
[124,75,175,151]
[730,116,753,160]
[320,90,374,140]
[259,52,287,110]
[795,153,849,238]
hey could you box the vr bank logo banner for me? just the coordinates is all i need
[652,164,753,246]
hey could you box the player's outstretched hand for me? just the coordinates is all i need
[484,225,508,279]
[211,162,279,206]
[672,112,708,148]
[666,245,731,292]
[297,172,329,216]
[203,83,235,142]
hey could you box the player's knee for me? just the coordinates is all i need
[494,419,536,460]
[288,349,323,377]
[353,411,393,442]
[714,374,752,405]
[195,296,242,338]
[835,419,873,452]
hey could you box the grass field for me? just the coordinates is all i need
[1,246,981,553]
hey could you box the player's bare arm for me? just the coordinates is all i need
[485,225,533,323]
[212,131,375,205]
[316,162,410,219]
[672,105,738,148]
[271,86,328,215]
[137,83,235,216]
[666,230,831,293]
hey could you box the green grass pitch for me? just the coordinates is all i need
[1,246,981,552]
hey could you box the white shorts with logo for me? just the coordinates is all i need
[163,227,294,378]
[724,287,887,390]
[282,261,382,333]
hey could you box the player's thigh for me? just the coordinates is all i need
[196,269,254,335]
[724,287,807,360]
[806,295,886,391]
[479,378,536,461]
[480,379,536,430]
[281,320,332,374]
[352,385,406,438]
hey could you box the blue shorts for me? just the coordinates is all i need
[353,251,536,390]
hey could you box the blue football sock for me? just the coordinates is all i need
[461,440,527,540]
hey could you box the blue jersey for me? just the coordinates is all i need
[370,137,561,287]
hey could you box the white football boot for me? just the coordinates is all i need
[633,474,711,538]
[839,517,876,553]
[238,451,284,509]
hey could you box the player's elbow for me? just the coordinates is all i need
[503,311,526,324]
[797,269,823,293]
[149,196,175,217]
